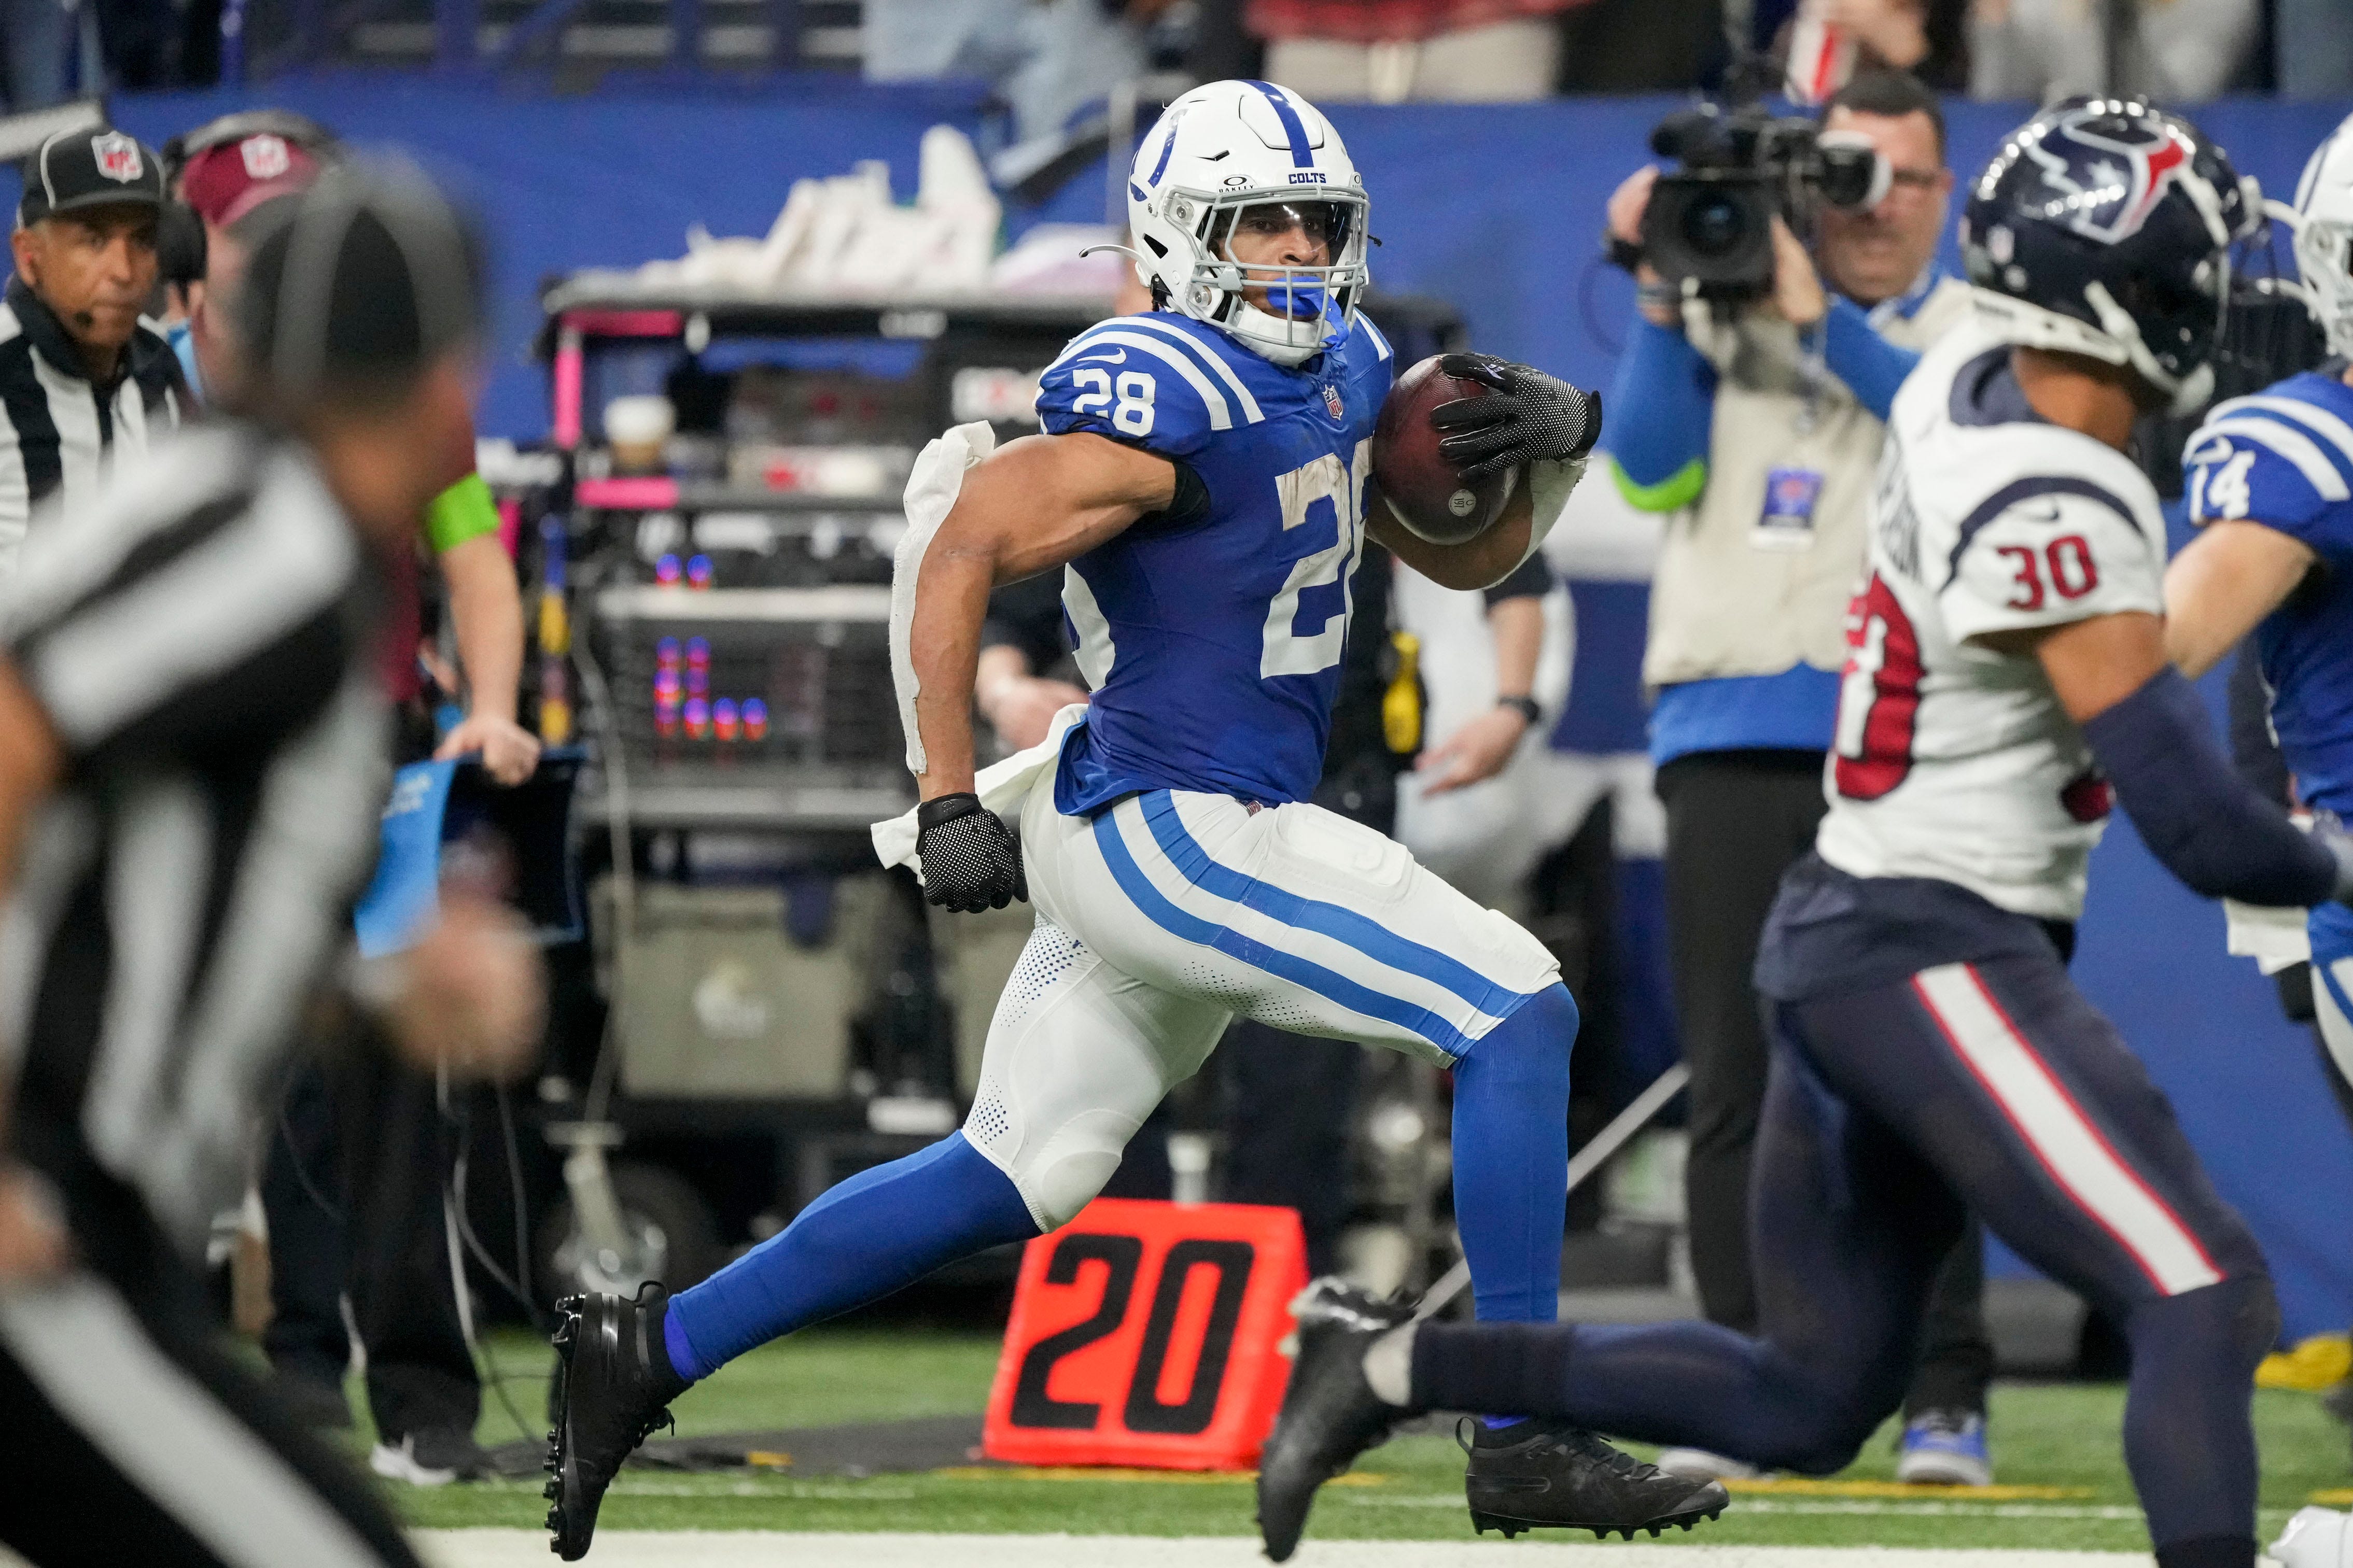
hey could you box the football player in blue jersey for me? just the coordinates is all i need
[2161,118,2353,1549]
[539,80,1717,1561]
[2166,112,2353,1121]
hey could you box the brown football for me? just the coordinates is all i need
[1370,354,1517,546]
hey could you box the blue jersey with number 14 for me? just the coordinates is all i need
[1034,309,1395,815]
[2184,368,2353,818]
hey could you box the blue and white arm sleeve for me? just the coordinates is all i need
[2082,667,2350,907]
[1604,317,1714,512]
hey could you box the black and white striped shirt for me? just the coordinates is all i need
[0,275,189,579]
[0,423,387,1260]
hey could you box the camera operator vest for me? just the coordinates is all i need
[1641,277,1971,692]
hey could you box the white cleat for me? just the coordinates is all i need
[1653,1447,1760,1481]
[2273,1506,2353,1568]
[369,1436,459,1488]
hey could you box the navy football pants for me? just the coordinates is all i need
[1412,950,2277,1562]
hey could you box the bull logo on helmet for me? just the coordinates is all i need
[2022,106,2200,245]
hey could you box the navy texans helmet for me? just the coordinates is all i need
[1961,97,2260,415]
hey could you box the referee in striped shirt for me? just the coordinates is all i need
[0,163,536,1566]
[3,125,189,575]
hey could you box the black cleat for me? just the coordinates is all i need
[1461,1417,1730,1539]
[1255,1278,1417,1562]
[544,1283,691,1561]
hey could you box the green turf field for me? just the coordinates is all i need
[363,1327,2353,1551]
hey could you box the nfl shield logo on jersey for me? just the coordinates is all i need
[1322,383,1344,421]
[92,131,143,184]
[2022,105,2193,244]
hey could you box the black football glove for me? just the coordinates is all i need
[916,792,1027,912]
[1428,352,1603,483]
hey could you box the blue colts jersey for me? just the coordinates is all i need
[1035,309,1395,814]
[2184,369,2353,819]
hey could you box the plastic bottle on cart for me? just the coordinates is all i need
[742,697,769,745]
[537,517,573,745]
[653,638,684,744]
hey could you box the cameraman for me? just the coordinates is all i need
[1605,70,1996,1486]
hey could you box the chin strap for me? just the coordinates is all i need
[1514,456,1589,573]
[891,421,997,776]
[2083,280,2212,417]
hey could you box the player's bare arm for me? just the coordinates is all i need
[907,431,1175,805]
[1976,610,2169,725]
[1972,602,2352,905]
[2163,520,2319,680]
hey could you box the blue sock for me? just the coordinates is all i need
[663,1131,1040,1380]
[1450,983,1575,1326]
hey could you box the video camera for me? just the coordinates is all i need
[1638,101,1889,302]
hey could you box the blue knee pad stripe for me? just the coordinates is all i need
[1090,801,1476,1053]
[1136,790,1536,1020]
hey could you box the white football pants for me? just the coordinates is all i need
[961,779,1561,1230]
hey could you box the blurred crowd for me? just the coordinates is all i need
[872,0,2353,118]
[0,0,223,108]
[7,0,2349,121]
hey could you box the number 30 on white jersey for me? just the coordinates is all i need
[1814,322,2170,923]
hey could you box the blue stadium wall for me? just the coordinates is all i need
[38,80,2353,1341]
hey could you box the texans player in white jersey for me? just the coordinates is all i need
[540,80,1725,1561]
[2167,112,2353,1111]
[1257,98,2353,1568]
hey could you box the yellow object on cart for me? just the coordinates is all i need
[1382,632,1422,756]
[2257,1332,2352,1392]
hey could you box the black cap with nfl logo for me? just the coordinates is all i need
[17,126,164,226]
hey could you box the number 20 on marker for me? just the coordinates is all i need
[982,1198,1310,1471]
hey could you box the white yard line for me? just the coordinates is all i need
[418,1531,2166,1568]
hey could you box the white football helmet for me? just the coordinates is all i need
[1123,79,1369,368]
[2292,114,2353,360]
